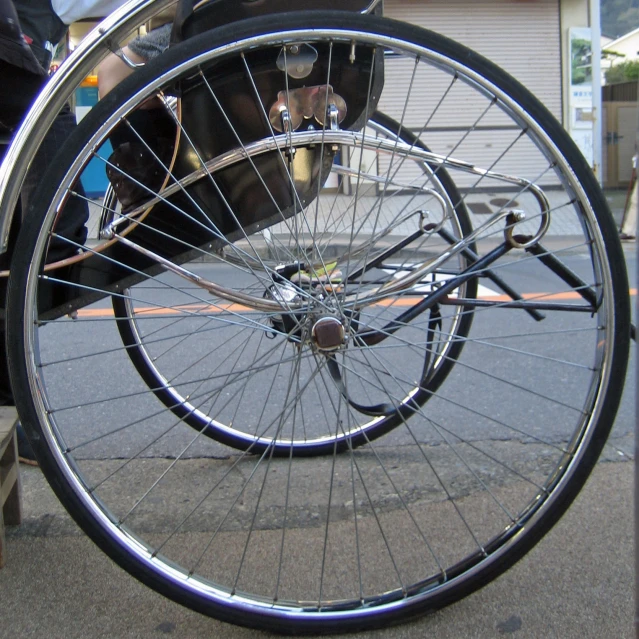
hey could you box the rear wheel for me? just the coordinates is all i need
[111,109,477,454]
[7,12,630,633]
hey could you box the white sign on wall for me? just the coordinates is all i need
[568,27,594,165]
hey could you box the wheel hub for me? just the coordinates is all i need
[311,316,345,352]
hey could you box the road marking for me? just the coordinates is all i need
[74,288,637,319]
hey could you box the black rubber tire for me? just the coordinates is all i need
[6,11,630,634]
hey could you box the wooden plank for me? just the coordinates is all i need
[0,505,5,569]
[3,483,22,527]
[0,406,21,567]
[0,463,17,502]
[0,406,18,453]
[2,428,22,525]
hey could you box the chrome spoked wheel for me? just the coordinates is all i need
[7,12,629,633]
[110,109,477,454]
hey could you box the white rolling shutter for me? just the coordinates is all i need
[383,0,562,119]
[364,0,563,189]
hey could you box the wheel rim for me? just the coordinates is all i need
[10,15,628,631]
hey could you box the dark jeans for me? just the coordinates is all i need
[0,59,89,402]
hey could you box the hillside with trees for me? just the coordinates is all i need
[602,0,639,38]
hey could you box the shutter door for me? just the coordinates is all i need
[383,0,561,119]
[358,0,562,189]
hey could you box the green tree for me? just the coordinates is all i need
[572,37,593,84]
[605,59,639,83]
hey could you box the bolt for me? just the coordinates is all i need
[312,317,345,351]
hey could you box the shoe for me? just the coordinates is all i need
[16,422,38,466]
[619,232,635,241]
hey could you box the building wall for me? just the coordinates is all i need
[605,31,639,61]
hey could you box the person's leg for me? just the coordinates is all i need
[98,24,175,211]
[0,2,89,461]
[0,60,88,260]
[0,61,43,405]
[21,102,89,261]
[0,67,34,458]
[0,60,89,419]
[97,46,146,99]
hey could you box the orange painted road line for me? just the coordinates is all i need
[77,302,252,318]
[75,288,637,319]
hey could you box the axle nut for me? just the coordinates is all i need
[312,317,345,352]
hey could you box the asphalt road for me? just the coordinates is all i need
[0,240,635,638]
[33,250,636,458]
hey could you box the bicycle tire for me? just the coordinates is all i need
[7,11,630,634]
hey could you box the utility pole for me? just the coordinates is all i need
[590,0,603,184]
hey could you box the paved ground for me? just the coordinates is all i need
[0,189,635,639]
[88,184,633,246]
[0,457,633,638]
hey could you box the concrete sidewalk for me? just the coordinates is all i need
[0,457,633,639]
[87,186,632,248]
